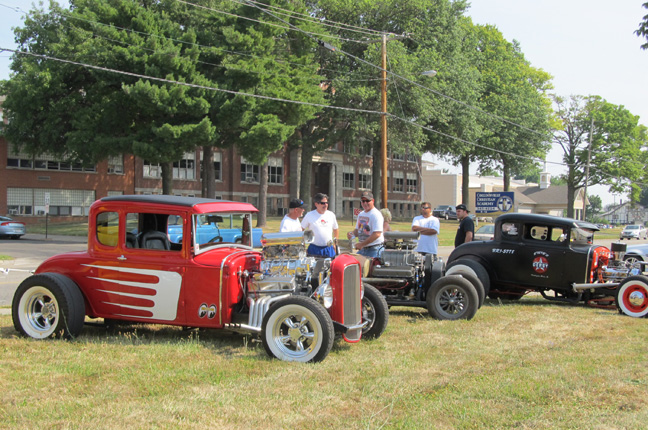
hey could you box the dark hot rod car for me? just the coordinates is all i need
[446,213,648,318]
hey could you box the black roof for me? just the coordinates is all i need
[496,213,600,231]
[101,195,234,208]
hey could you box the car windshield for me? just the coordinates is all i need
[626,225,639,230]
[192,212,254,254]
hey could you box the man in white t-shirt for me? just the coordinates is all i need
[347,191,384,258]
[301,193,338,257]
[279,198,305,232]
[411,201,440,258]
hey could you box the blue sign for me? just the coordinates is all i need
[476,192,515,214]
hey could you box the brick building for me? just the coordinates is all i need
[1,98,422,221]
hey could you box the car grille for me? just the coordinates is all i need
[343,263,362,341]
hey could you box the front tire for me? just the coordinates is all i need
[361,283,389,339]
[261,296,334,362]
[446,259,491,296]
[12,273,85,339]
[616,276,648,318]
[426,275,479,320]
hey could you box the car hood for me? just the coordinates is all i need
[193,246,260,268]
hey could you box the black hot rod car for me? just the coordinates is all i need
[446,213,648,318]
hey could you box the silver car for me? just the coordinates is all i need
[474,224,494,241]
[619,224,648,240]
[0,216,26,239]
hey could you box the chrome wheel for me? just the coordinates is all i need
[262,297,333,362]
[616,276,648,318]
[18,286,60,338]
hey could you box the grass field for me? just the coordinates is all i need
[1,296,647,429]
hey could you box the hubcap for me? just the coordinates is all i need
[628,290,646,307]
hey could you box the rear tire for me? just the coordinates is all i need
[12,273,85,339]
[616,276,648,318]
[361,283,389,339]
[426,275,479,320]
[444,270,485,308]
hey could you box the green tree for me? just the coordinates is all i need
[1,0,326,216]
[587,194,602,215]
[637,2,648,49]
[553,95,648,218]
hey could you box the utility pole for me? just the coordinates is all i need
[380,33,388,208]
[583,116,594,221]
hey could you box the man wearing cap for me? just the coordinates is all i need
[280,198,306,233]
[454,204,474,247]
[301,193,339,258]
[347,190,384,258]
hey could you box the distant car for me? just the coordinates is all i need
[432,205,457,220]
[474,224,494,241]
[619,224,648,240]
[624,243,648,264]
[0,216,26,239]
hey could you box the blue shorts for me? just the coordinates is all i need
[307,244,336,258]
[358,245,382,258]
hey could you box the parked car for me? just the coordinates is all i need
[12,195,388,362]
[167,213,263,248]
[432,205,457,220]
[0,216,26,239]
[446,213,648,318]
[474,224,494,241]
[624,243,648,264]
[351,231,483,320]
[619,224,648,240]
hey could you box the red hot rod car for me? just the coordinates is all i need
[12,195,388,362]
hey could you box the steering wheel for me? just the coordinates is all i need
[207,235,223,244]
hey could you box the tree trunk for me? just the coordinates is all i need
[257,162,268,228]
[460,154,470,207]
[202,145,215,198]
[502,161,510,191]
[161,161,173,195]
[300,143,314,209]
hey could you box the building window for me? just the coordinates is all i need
[407,153,418,162]
[268,157,283,185]
[108,155,123,174]
[7,143,96,172]
[240,157,260,183]
[358,167,371,189]
[213,152,222,181]
[407,172,417,193]
[143,152,195,180]
[7,188,95,216]
[343,165,355,189]
[392,152,405,161]
[392,171,404,192]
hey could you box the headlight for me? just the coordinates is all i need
[313,281,334,308]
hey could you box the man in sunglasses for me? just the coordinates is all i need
[280,198,306,233]
[347,191,384,258]
[301,193,339,258]
[411,201,440,259]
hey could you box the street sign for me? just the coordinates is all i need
[44,192,50,215]
[476,192,514,214]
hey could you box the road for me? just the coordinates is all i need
[0,234,86,307]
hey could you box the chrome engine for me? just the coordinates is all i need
[238,231,333,331]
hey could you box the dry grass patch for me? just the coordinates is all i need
[1,297,647,429]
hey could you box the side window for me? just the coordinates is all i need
[551,228,568,243]
[528,225,549,241]
[96,211,119,247]
[501,222,519,239]
[125,212,180,252]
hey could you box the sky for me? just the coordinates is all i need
[1,1,647,205]
[446,0,648,206]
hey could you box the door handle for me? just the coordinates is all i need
[117,255,127,261]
